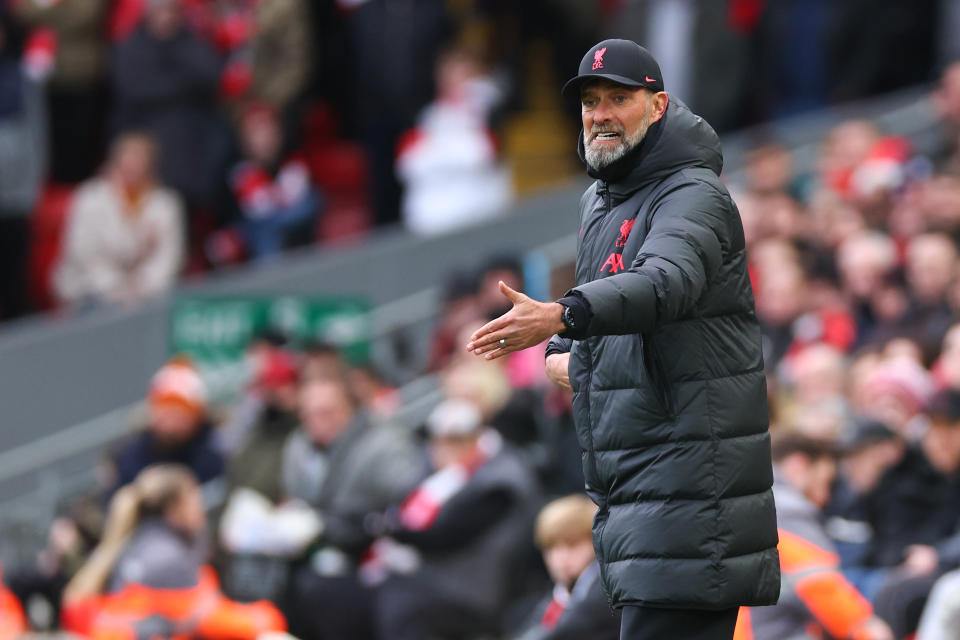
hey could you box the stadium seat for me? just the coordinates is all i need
[28,183,75,310]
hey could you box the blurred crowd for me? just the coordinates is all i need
[1,1,960,639]
[0,0,956,324]
[0,254,603,640]
[726,59,960,640]
[5,51,960,636]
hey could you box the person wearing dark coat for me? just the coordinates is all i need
[373,399,540,640]
[466,39,780,640]
[110,0,222,209]
[854,389,960,638]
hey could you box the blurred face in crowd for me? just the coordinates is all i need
[906,233,957,305]
[149,403,201,448]
[299,379,355,447]
[165,478,206,536]
[936,62,960,126]
[241,110,282,166]
[581,80,668,171]
[746,144,792,196]
[924,417,960,475]
[782,453,836,509]
[920,176,960,230]
[756,263,806,327]
[436,50,482,102]
[843,439,904,494]
[790,345,847,404]
[111,135,157,190]
[145,0,183,40]
[838,231,896,300]
[544,537,596,590]
[820,120,878,180]
[807,191,864,250]
[429,432,480,470]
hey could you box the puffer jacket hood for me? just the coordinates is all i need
[576,97,723,195]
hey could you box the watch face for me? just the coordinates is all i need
[564,306,576,329]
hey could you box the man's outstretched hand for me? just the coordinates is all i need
[466,281,565,361]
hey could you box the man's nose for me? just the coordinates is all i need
[591,100,613,124]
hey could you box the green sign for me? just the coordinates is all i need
[169,295,372,401]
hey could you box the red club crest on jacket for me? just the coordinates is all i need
[616,218,635,247]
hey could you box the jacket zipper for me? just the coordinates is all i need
[598,181,612,214]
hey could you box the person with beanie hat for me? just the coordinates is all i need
[466,39,779,639]
[106,358,223,496]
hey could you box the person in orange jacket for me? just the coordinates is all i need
[0,567,27,640]
[735,434,893,640]
[60,464,285,640]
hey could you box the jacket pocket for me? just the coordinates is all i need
[642,335,675,419]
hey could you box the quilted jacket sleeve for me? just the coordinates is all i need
[571,177,728,336]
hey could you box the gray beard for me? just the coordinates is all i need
[583,123,648,171]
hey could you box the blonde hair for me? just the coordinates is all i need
[534,494,597,550]
[63,465,197,603]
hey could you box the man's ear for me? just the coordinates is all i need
[650,91,669,123]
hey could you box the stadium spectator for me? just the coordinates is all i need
[915,568,960,640]
[512,494,619,640]
[219,374,421,636]
[0,566,26,640]
[853,354,934,437]
[0,12,46,321]
[61,464,285,640]
[226,103,319,261]
[372,399,539,640]
[836,231,898,330]
[217,0,313,121]
[825,419,905,570]
[110,0,222,210]
[739,434,893,640]
[397,46,511,236]
[347,0,452,227]
[54,132,184,308]
[428,270,481,372]
[897,233,957,361]
[861,389,960,637]
[11,0,107,183]
[221,347,300,503]
[3,495,104,630]
[105,359,223,496]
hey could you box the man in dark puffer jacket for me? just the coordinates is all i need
[466,39,780,639]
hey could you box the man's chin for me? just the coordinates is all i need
[585,144,627,170]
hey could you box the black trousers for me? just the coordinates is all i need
[620,606,739,640]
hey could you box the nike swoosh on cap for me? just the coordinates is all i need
[645,76,657,83]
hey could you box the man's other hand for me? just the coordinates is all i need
[466,281,565,360]
[546,353,572,391]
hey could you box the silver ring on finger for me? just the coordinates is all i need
[499,338,507,347]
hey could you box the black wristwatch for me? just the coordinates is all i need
[560,302,589,338]
[561,304,580,333]
[557,294,592,339]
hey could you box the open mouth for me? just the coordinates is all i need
[592,132,622,143]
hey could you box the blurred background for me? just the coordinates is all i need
[0,0,959,639]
